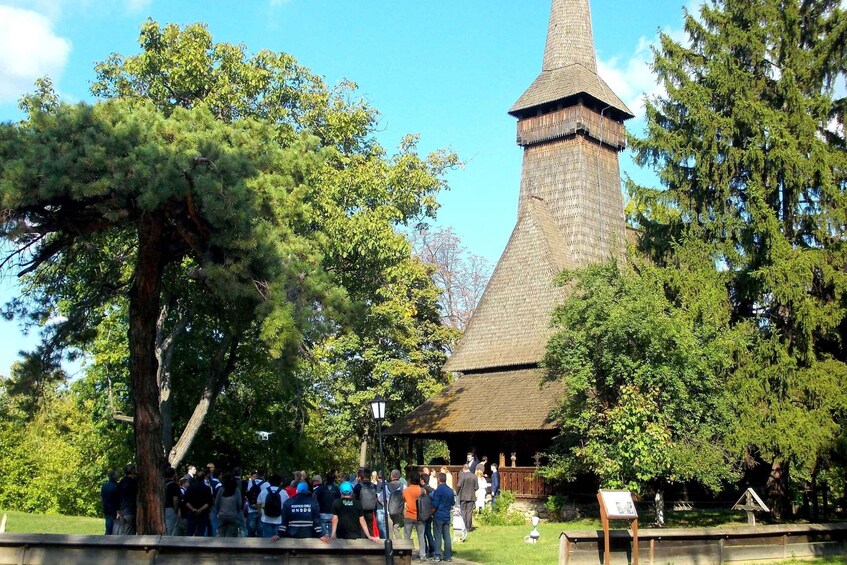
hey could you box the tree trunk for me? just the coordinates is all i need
[358,424,369,469]
[766,460,791,522]
[128,215,167,536]
[654,488,665,527]
[155,303,191,456]
[168,333,238,468]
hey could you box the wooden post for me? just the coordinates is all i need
[631,518,639,565]
[598,492,611,565]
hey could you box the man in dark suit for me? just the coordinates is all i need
[489,464,501,509]
[457,464,476,532]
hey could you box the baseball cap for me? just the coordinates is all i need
[339,481,354,495]
[296,481,309,494]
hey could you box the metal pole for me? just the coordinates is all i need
[376,420,393,565]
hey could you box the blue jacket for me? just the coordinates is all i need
[490,471,500,495]
[279,493,322,538]
[430,484,454,523]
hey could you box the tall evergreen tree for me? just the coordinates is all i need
[629,0,847,519]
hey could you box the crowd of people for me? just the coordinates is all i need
[99,452,501,563]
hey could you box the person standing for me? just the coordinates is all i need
[184,470,214,536]
[331,482,379,541]
[115,464,138,535]
[257,474,288,539]
[100,470,119,535]
[474,469,488,512]
[402,471,426,561]
[244,470,269,537]
[353,467,379,537]
[214,474,243,537]
[467,453,479,474]
[489,464,500,509]
[273,481,326,540]
[164,467,181,535]
[313,471,340,537]
[430,472,454,562]
[183,465,196,484]
[386,469,405,538]
[457,464,476,533]
[419,474,436,558]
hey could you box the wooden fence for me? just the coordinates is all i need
[413,465,552,500]
[559,523,847,565]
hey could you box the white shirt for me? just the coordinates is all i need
[257,486,289,525]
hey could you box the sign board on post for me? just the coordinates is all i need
[597,490,638,565]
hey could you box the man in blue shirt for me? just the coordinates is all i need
[100,471,119,535]
[429,472,454,562]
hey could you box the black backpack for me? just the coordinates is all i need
[387,483,405,515]
[416,489,432,520]
[263,486,284,518]
[247,479,266,508]
[359,482,378,511]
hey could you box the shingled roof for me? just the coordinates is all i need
[385,368,560,435]
[509,0,633,119]
[442,197,573,373]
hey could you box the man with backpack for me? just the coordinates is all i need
[271,481,326,541]
[257,474,288,538]
[353,467,379,537]
[244,469,269,537]
[386,469,405,538]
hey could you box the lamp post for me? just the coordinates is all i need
[370,395,393,565]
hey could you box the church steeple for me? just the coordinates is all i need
[542,0,597,73]
[510,0,632,120]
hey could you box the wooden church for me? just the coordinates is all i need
[387,0,633,497]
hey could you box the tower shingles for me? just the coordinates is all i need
[388,0,633,440]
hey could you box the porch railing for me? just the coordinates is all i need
[410,465,552,500]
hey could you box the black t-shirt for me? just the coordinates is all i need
[332,498,364,539]
[164,480,181,510]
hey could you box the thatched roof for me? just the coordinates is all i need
[509,0,633,119]
[385,368,560,435]
[442,197,572,373]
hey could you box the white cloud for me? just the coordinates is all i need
[597,23,689,117]
[0,5,71,103]
[125,0,151,13]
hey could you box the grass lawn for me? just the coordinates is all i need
[0,510,103,535]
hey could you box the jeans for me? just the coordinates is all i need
[424,517,435,556]
[104,516,116,536]
[164,508,178,536]
[246,512,261,537]
[403,518,426,559]
[433,518,452,560]
[260,521,279,538]
[208,507,218,537]
[320,513,334,537]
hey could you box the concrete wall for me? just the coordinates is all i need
[0,534,414,565]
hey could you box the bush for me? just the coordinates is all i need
[545,494,568,521]
[475,490,526,526]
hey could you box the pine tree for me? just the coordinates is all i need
[629,0,847,519]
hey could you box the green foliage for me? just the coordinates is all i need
[625,0,847,515]
[543,253,744,493]
[475,490,526,526]
[544,494,569,521]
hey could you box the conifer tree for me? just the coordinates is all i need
[629,0,847,519]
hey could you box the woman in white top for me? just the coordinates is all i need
[474,469,488,511]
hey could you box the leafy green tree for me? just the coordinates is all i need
[543,249,744,514]
[85,21,458,472]
[628,0,847,519]
[0,98,329,532]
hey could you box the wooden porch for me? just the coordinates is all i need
[413,465,553,500]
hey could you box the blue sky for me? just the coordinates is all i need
[0,0,696,376]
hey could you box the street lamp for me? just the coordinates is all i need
[370,395,393,565]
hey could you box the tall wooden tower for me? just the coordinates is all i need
[389,0,633,468]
